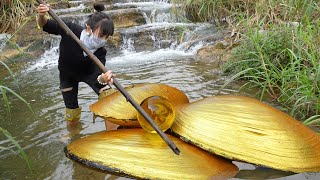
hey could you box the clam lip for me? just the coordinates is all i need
[172,95,320,173]
[137,95,176,133]
[90,83,189,126]
[65,129,239,180]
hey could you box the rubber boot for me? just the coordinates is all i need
[65,107,82,122]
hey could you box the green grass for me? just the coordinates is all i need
[0,127,32,172]
[0,0,35,170]
[223,23,319,120]
[174,0,319,25]
[175,0,320,125]
[0,61,33,173]
[0,0,35,33]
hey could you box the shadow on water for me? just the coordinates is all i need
[230,162,297,180]
[235,168,295,180]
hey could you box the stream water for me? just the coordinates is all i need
[0,0,319,179]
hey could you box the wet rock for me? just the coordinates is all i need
[95,0,113,4]
[106,4,137,10]
[196,43,231,68]
[0,48,21,61]
[118,23,198,52]
[0,18,49,62]
[105,32,121,57]
[183,28,227,51]
[111,8,146,28]
[113,0,166,3]
[60,8,146,28]
[48,1,72,9]
[55,4,87,15]
[214,40,229,49]
[0,47,44,63]
[14,19,47,47]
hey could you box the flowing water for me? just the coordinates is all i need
[0,0,319,179]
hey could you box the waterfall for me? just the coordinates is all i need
[27,0,218,73]
[120,37,136,53]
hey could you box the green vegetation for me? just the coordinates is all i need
[0,0,35,33]
[224,23,319,120]
[0,68,33,173]
[0,60,33,172]
[1,0,35,172]
[174,0,320,124]
[0,127,32,171]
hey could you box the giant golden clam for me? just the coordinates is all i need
[67,83,320,179]
[65,129,239,180]
[171,95,320,172]
[90,83,189,127]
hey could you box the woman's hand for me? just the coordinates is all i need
[36,4,50,27]
[37,4,50,15]
[99,70,115,85]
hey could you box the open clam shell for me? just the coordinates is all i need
[65,129,239,179]
[137,96,176,133]
[90,84,189,126]
[172,95,320,172]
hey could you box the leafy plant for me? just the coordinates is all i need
[0,127,32,172]
[223,22,319,121]
[0,0,35,33]
[0,60,33,172]
[173,0,319,27]
[0,17,34,172]
[176,0,320,125]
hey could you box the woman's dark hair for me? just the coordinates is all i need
[85,3,114,36]
[93,3,105,12]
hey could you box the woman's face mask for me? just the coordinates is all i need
[80,29,107,56]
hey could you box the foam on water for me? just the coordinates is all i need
[108,45,201,65]
[114,1,171,8]
[23,46,59,73]
[22,32,205,72]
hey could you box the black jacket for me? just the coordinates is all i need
[43,20,106,76]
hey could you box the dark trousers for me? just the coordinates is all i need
[59,69,104,109]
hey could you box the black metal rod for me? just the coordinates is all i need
[36,0,180,155]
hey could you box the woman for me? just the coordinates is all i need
[37,3,114,122]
